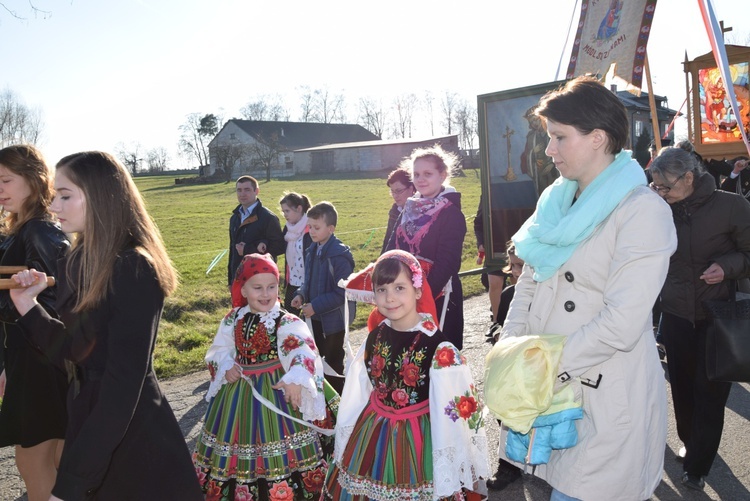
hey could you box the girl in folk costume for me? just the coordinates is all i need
[193,253,337,501]
[385,146,467,349]
[323,250,489,500]
[279,192,313,316]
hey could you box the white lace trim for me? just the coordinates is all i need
[279,365,326,421]
[235,302,280,331]
[334,463,433,501]
[205,359,237,402]
[334,424,356,462]
[432,434,490,498]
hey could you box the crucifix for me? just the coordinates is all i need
[503,125,517,182]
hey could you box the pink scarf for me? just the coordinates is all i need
[284,213,308,272]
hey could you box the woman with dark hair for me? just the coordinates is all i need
[385,146,467,349]
[10,151,202,500]
[650,146,750,491]
[499,77,676,500]
[0,144,69,501]
[381,167,415,253]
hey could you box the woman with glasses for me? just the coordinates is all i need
[498,77,676,501]
[381,167,415,253]
[650,146,750,491]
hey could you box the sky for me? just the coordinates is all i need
[1,0,749,168]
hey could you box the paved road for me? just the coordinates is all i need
[1,293,749,500]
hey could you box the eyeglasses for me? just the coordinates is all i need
[389,187,411,196]
[650,172,686,194]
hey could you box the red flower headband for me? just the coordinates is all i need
[377,249,423,289]
[231,253,279,307]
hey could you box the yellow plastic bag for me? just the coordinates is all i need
[484,334,567,434]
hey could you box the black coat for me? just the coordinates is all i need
[228,198,285,285]
[661,173,750,323]
[18,249,202,500]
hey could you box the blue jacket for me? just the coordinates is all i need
[505,407,583,466]
[296,235,355,334]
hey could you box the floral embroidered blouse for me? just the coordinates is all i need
[203,302,327,422]
[334,313,489,499]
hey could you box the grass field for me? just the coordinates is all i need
[136,170,486,377]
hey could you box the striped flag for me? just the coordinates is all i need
[567,0,657,88]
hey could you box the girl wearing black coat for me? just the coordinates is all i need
[0,145,69,501]
[10,151,202,501]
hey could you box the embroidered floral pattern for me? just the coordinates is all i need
[367,327,427,408]
[234,314,277,364]
[301,466,325,492]
[433,344,465,369]
[280,335,303,356]
[268,480,295,501]
[443,384,484,432]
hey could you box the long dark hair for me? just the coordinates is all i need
[0,144,54,235]
[56,151,178,311]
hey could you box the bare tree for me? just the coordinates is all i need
[212,141,248,181]
[298,86,315,122]
[146,147,170,173]
[249,132,284,183]
[0,1,51,21]
[297,86,346,123]
[240,94,289,121]
[441,91,459,135]
[453,99,478,151]
[115,142,143,176]
[0,88,44,147]
[178,113,220,168]
[357,97,387,138]
[423,91,436,136]
[392,93,417,139]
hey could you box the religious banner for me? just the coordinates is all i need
[566,0,658,88]
[697,0,750,155]
[477,81,564,266]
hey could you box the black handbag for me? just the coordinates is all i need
[702,282,750,383]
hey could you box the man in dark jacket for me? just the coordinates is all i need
[228,176,285,286]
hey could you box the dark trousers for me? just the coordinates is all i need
[283,283,301,317]
[310,319,345,395]
[660,312,732,476]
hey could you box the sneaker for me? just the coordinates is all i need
[682,472,705,491]
[675,446,686,463]
[486,459,521,491]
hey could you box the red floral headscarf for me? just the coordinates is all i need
[231,253,280,307]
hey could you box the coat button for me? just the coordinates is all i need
[564,301,575,312]
[564,271,574,282]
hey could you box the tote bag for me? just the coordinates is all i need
[702,282,750,383]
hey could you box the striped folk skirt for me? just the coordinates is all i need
[324,394,436,501]
[194,360,328,500]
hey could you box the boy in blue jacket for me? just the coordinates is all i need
[291,201,355,394]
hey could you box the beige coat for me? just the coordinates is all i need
[500,186,677,500]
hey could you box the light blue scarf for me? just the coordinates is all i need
[513,150,646,282]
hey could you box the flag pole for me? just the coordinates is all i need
[644,52,662,150]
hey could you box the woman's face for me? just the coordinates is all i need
[544,120,601,188]
[280,202,303,224]
[0,165,32,215]
[388,181,414,207]
[51,170,86,233]
[650,171,694,204]
[412,158,447,199]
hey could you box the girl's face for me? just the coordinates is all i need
[280,202,304,225]
[388,181,414,208]
[0,165,32,215]
[412,158,447,199]
[241,273,279,313]
[508,253,524,284]
[374,269,422,331]
[51,170,86,234]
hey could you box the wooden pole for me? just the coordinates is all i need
[644,52,662,150]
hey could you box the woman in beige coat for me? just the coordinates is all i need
[499,77,677,501]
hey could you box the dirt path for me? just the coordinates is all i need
[2,294,749,500]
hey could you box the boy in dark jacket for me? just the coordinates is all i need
[291,202,355,394]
